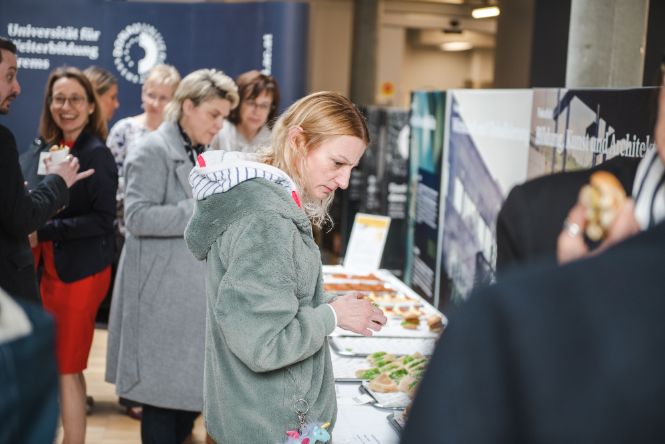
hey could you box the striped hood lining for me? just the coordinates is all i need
[189,150,299,202]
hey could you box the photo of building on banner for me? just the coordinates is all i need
[529,88,657,178]
[439,89,532,311]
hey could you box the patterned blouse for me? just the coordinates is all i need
[107,117,149,178]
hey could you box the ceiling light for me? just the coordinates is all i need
[472,6,500,19]
[440,41,473,51]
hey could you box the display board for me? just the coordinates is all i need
[0,0,308,152]
[439,89,532,309]
[435,87,656,311]
[405,91,445,306]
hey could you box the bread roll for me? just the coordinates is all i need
[578,171,627,241]
[427,314,443,333]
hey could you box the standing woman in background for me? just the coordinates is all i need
[101,67,181,384]
[83,65,119,123]
[106,69,238,444]
[106,64,181,177]
[20,66,117,444]
[210,69,279,153]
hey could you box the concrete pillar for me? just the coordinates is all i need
[566,0,649,87]
[493,0,535,88]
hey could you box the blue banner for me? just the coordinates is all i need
[0,0,308,151]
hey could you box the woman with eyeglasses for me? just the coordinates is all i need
[19,66,117,444]
[210,69,280,153]
[106,69,238,443]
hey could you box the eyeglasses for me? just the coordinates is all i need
[245,99,272,112]
[50,95,87,108]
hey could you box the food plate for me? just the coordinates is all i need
[331,355,369,382]
[359,382,410,409]
[329,336,436,357]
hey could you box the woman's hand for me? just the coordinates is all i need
[329,293,387,337]
[557,200,640,264]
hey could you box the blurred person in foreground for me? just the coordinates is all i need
[0,37,92,304]
[0,286,59,444]
[83,65,119,123]
[106,69,237,444]
[20,66,117,444]
[185,91,387,443]
[210,69,279,153]
[401,80,665,443]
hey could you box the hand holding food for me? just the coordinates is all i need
[578,171,627,241]
[558,171,639,264]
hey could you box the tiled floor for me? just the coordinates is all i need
[55,329,206,444]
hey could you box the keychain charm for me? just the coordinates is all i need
[284,399,331,444]
[294,398,309,434]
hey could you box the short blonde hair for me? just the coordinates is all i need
[163,69,239,123]
[142,64,181,92]
[259,91,369,227]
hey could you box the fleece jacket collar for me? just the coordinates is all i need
[185,151,311,261]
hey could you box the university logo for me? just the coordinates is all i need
[113,22,166,84]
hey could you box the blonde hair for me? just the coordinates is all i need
[163,69,239,123]
[142,64,181,92]
[258,91,369,228]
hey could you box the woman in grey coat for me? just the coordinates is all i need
[105,69,238,443]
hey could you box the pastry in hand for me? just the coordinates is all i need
[578,171,627,241]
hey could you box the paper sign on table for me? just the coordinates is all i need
[343,213,391,274]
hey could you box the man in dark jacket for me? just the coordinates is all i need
[402,220,665,443]
[495,155,640,272]
[0,36,93,303]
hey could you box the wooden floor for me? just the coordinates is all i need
[56,328,206,444]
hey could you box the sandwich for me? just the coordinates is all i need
[578,171,627,241]
[368,373,399,393]
[400,311,420,330]
[427,314,443,333]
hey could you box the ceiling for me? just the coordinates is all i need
[383,0,498,50]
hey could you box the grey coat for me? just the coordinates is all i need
[105,121,206,411]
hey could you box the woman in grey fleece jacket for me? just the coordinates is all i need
[185,91,387,443]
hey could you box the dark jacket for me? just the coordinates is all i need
[496,155,641,273]
[0,124,68,302]
[0,296,59,444]
[403,221,665,443]
[20,130,117,282]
